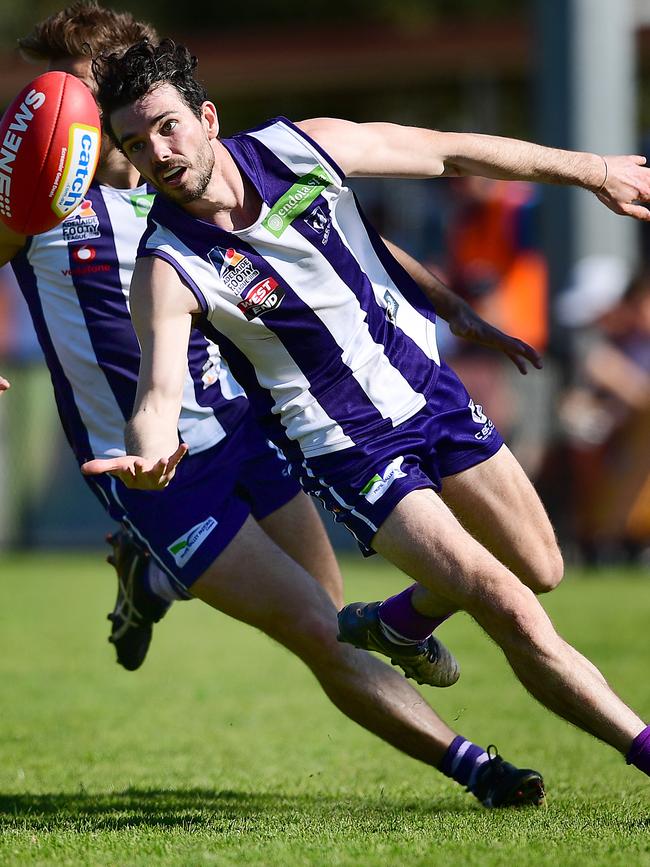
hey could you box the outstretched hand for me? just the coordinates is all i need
[447,302,542,374]
[595,155,650,220]
[0,375,10,394]
[81,443,188,490]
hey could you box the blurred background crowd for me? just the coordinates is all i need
[1,0,650,565]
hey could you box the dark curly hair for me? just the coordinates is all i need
[93,38,207,146]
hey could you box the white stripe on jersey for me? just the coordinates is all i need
[249,120,345,186]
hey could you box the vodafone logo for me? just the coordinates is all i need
[72,245,96,263]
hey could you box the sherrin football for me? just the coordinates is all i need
[0,71,100,235]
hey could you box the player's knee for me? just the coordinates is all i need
[527,543,564,594]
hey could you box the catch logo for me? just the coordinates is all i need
[238,276,285,321]
[469,398,495,441]
[360,456,407,505]
[51,124,100,218]
[0,87,46,219]
[208,246,260,296]
[62,199,100,241]
[263,166,332,237]
[384,290,399,324]
[304,205,331,244]
[167,517,218,567]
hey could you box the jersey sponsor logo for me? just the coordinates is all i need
[468,398,495,441]
[360,456,407,504]
[237,276,285,321]
[71,244,96,263]
[62,199,101,241]
[167,516,218,567]
[384,290,399,324]
[303,204,331,244]
[262,166,332,238]
[208,246,260,296]
[130,192,155,217]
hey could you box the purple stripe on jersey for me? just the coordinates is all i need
[225,134,439,398]
[197,316,301,459]
[139,245,209,313]
[11,250,94,463]
[273,116,346,183]
[68,186,139,421]
[354,199,437,326]
[186,331,248,436]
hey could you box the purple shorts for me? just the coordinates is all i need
[293,361,504,555]
[86,411,302,596]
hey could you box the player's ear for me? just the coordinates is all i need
[202,101,219,139]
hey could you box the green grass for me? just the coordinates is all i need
[1,552,649,865]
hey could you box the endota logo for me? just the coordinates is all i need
[51,124,100,218]
[0,88,46,218]
[167,516,218,567]
[360,456,407,505]
[263,166,332,237]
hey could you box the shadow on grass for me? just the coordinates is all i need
[0,788,467,833]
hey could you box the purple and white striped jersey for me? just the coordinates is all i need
[139,117,441,462]
[11,180,248,464]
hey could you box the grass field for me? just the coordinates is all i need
[1,551,649,866]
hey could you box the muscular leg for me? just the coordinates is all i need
[372,488,645,753]
[258,491,344,608]
[190,515,455,766]
[441,445,563,593]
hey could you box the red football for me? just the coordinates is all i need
[0,71,101,236]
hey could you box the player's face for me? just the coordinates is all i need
[112,84,216,205]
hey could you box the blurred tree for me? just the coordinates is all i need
[0,0,524,50]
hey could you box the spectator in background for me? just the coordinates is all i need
[440,176,553,480]
[556,256,650,563]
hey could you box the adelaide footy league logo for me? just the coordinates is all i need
[208,246,260,297]
[62,198,100,241]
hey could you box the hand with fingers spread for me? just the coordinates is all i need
[446,300,543,375]
[593,155,650,220]
[81,443,188,490]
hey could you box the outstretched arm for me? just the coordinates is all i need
[384,240,542,374]
[82,255,198,489]
[299,118,650,220]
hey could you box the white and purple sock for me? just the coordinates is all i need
[440,736,489,791]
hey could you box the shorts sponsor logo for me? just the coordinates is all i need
[304,204,331,244]
[263,166,332,238]
[62,199,101,241]
[51,124,100,217]
[360,456,407,504]
[130,192,155,217]
[469,398,495,441]
[237,276,285,321]
[167,517,218,567]
[208,245,260,296]
[384,290,399,324]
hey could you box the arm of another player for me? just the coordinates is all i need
[82,256,197,489]
[299,118,650,220]
[0,375,10,393]
[384,240,542,375]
